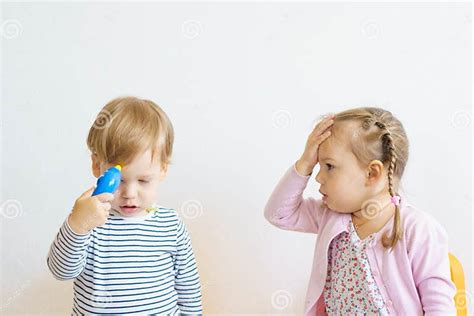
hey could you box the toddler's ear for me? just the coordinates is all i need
[91,153,101,178]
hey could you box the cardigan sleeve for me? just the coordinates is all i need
[264,162,327,234]
[407,213,457,315]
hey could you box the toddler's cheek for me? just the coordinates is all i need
[111,200,120,210]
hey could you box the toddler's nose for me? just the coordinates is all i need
[120,184,138,199]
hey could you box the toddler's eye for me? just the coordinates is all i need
[326,163,334,170]
[139,180,149,183]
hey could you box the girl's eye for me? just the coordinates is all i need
[326,163,334,170]
[139,180,149,183]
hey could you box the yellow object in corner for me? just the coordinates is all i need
[449,252,467,316]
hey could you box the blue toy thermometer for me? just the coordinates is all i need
[92,165,122,196]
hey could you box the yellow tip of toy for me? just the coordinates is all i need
[115,165,122,171]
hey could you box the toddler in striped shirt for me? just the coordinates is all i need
[47,96,202,315]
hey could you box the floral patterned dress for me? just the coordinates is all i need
[323,220,389,315]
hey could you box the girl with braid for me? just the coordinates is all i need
[265,107,456,315]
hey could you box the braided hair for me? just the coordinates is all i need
[374,121,403,248]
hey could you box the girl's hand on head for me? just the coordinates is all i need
[67,187,114,235]
[296,115,335,176]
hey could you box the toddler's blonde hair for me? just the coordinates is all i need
[87,96,174,169]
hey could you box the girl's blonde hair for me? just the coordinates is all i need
[87,96,174,169]
[333,107,409,250]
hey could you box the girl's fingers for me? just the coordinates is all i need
[309,130,331,149]
[316,130,331,144]
[320,117,335,129]
[313,117,334,135]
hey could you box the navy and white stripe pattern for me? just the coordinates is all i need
[47,206,202,315]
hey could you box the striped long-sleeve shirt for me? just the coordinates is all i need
[47,205,202,315]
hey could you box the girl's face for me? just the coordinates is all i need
[315,128,369,213]
[93,149,167,217]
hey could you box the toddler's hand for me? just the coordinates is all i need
[296,115,335,176]
[68,187,114,235]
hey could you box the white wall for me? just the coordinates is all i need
[1,2,471,314]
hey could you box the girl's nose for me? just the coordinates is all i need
[315,170,323,184]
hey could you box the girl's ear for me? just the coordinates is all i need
[365,160,384,185]
[91,153,101,178]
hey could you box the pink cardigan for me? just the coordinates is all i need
[264,163,456,315]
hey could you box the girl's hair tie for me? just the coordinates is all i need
[391,195,401,206]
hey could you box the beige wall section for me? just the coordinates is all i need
[1,2,471,314]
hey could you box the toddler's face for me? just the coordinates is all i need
[93,149,166,217]
[315,123,369,213]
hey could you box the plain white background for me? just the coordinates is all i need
[1,2,472,314]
